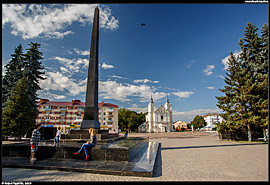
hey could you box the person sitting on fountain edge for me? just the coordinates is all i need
[73,128,97,161]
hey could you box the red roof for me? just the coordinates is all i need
[38,99,118,108]
[203,113,218,117]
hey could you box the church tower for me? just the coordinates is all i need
[164,96,173,132]
[148,94,155,132]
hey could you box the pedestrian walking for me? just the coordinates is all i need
[30,123,41,161]
[54,127,61,147]
[73,128,97,161]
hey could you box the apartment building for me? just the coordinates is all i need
[203,113,225,129]
[36,99,118,134]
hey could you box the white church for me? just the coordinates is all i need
[145,95,173,133]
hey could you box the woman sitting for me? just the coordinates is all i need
[73,128,97,161]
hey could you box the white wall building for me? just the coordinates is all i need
[145,95,173,132]
[203,113,225,128]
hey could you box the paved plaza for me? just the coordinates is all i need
[2,131,268,181]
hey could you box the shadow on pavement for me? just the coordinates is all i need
[161,142,267,150]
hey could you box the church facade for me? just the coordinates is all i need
[145,96,173,133]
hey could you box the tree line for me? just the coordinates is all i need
[2,42,46,140]
[216,23,268,141]
[118,108,146,132]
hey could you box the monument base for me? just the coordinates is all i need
[80,120,100,129]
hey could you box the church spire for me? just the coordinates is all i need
[166,95,170,103]
[151,94,154,103]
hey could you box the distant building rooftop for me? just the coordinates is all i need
[38,99,118,108]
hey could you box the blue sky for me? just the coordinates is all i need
[2,4,268,123]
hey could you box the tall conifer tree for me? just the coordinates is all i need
[2,44,25,110]
[216,23,268,141]
[23,42,46,118]
[2,42,46,139]
[216,52,243,132]
[238,23,267,141]
[2,77,35,139]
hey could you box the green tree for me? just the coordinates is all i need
[23,42,46,118]
[216,23,268,141]
[216,52,241,123]
[127,111,137,130]
[256,24,268,129]
[118,108,146,131]
[2,44,25,110]
[191,115,206,129]
[237,23,267,141]
[2,42,46,139]
[2,77,35,140]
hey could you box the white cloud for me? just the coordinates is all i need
[2,64,6,76]
[221,51,241,71]
[186,60,195,69]
[172,91,194,98]
[133,79,159,84]
[109,75,127,79]
[2,4,119,40]
[40,71,87,96]
[203,65,215,76]
[53,56,88,75]
[99,6,119,30]
[101,62,114,69]
[215,75,225,79]
[74,48,90,56]
[150,92,168,103]
[38,90,66,100]
[127,104,148,113]
[206,86,215,90]
[99,80,166,103]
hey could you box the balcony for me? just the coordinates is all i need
[44,107,51,111]
[60,108,67,111]
[107,119,113,123]
[106,108,114,112]
[75,118,82,122]
[107,113,113,117]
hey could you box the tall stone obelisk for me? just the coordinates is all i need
[81,7,100,129]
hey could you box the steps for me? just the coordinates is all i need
[2,141,161,177]
[2,137,149,161]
